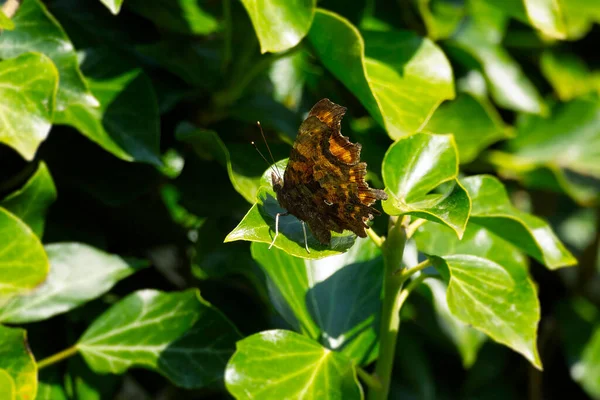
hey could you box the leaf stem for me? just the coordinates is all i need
[37,345,79,370]
[356,367,382,390]
[405,218,427,239]
[397,273,435,310]
[368,216,407,400]
[399,259,431,280]
[366,228,384,248]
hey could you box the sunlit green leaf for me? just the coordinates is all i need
[415,222,539,367]
[55,70,162,166]
[0,53,57,160]
[550,0,600,39]
[424,279,486,368]
[36,369,67,400]
[0,9,15,30]
[309,9,454,139]
[430,254,542,369]
[98,0,123,15]
[0,208,48,301]
[540,50,598,101]
[488,98,600,205]
[382,133,471,238]
[423,93,511,164]
[485,0,567,38]
[416,0,464,40]
[507,99,600,178]
[0,0,98,111]
[127,0,219,34]
[240,0,316,53]
[226,185,357,258]
[461,175,576,269]
[251,239,382,365]
[0,243,147,324]
[1,162,56,237]
[450,1,546,114]
[0,370,15,400]
[0,326,37,400]
[226,330,363,399]
[78,289,241,389]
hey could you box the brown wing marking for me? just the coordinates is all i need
[309,98,361,166]
[308,98,346,130]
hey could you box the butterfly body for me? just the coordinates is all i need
[272,98,387,245]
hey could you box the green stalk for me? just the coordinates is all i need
[37,345,79,370]
[368,216,408,400]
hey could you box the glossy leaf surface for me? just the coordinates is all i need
[252,238,382,365]
[0,208,48,301]
[78,289,241,389]
[226,330,362,399]
[462,175,577,269]
[0,162,56,237]
[0,243,146,324]
[309,10,454,139]
[382,133,470,238]
[0,53,57,160]
[0,326,36,400]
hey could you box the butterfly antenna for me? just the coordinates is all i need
[255,121,282,180]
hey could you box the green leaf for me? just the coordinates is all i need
[225,185,357,259]
[462,175,576,269]
[0,9,15,30]
[0,208,48,301]
[0,0,98,111]
[416,0,464,40]
[430,255,542,369]
[36,370,67,400]
[0,243,147,324]
[450,1,546,114]
[99,0,124,15]
[490,99,600,203]
[251,238,382,365]
[176,123,262,203]
[55,70,162,166]
[77,289,241,389]
[0,53,58,161]
[0,326,37,400]
[561,0,600,39]
[382,133,471,238]
[423,279,486,368]
[225,330,363,400]
[0,370,15,400]
[127,0,219,34]
[415,220,542,368]
[523,0,567,38]
[1,162,57,237]
[423,93,511,164]
[308,10,455,139]
[240,0,316,53]
[540,50,598,101]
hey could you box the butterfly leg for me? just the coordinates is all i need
[301,221,310,254]
[269,212,289,249]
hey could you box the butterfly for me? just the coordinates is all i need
[264,98,387,253]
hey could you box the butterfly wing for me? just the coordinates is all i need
[277,99,387,244]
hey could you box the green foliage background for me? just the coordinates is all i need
[0,0,599,399]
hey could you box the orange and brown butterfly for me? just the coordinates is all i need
[268,98,387,252]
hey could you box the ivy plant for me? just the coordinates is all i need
[1,0,599,399]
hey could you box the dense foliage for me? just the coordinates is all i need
[0,0,599,399]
